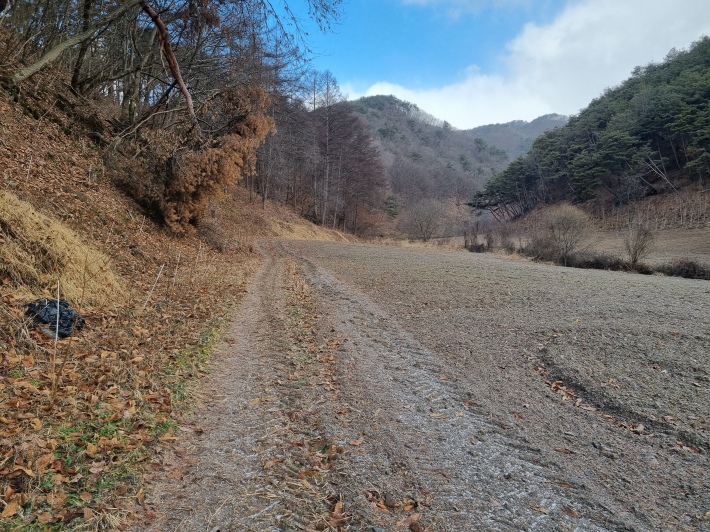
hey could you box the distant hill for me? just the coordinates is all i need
[351,95,564,205]
[465,114,568,161]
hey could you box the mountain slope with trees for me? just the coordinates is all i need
[352,95,510,206]
[476,37,710,222]
[465,114,568,161]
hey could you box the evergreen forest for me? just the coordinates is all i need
[476,37,710,221]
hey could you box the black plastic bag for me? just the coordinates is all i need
[25,299,85,338]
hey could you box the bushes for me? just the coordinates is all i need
[467,205,708,281]
[526,205,590,264]
[565,251,631,272]
[624,223,655,268]
[656,259,710,280]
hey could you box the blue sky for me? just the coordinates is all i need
[294,0,710,128]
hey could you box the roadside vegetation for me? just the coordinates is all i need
[0,73,343,532]
[466,202,710,280]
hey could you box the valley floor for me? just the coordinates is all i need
[141,241,710,531]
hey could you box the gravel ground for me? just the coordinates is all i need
[144,240,710,531]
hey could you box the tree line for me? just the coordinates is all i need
[251,71,385,234]
[0,1,388,235]
[475,36,710,221]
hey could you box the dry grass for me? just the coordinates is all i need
[0,191,126,306]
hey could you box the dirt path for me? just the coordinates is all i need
[142,241,710,531]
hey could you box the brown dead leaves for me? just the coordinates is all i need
[0,237,254,527]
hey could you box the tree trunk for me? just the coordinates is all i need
[71,0,94,92]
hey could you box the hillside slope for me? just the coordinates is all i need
[479,37,710,219]
[351,96,566,209]
[0,86,345,528]
[352,95,509,204]
[465,113,568,161]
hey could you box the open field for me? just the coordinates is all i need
[145,240,709,531]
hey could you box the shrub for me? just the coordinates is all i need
[523,233,557,262]
[546,205,591,265]
[497,224,516,254]
[624,223,655,268]
[397,199,445,242]
[115,87,273,235]
[565,251,630,271]
[525,205,590,265]
[466,242,486,253]
[657,259,710,280]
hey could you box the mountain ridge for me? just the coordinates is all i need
[351,95,565,205]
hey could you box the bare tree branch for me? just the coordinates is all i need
[9,0,143,85]
[139,0,198,126]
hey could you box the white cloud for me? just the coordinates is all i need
[361,0,710,128]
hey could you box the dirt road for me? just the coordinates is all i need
[144,241,710,531]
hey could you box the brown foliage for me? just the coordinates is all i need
[116,87,274,234]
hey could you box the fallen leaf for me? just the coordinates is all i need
[159,432,179,442]
[330,500,344,519]
[12,465,35,477]
[47,490,67,508]
[136,487,145,505]
[31,418,42,430]
[37,512,53,524]
[350,439,362,446]
[555,447,573,454]
[85,443,98,457]
[1,500,19,518]
[36,453,55,473]
[79,492,92,502]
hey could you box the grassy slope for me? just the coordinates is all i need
[0,88,345,529]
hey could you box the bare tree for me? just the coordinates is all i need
[624,221,655,268]
[546,205,590,265]
[399,199,445,242]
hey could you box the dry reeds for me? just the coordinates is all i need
[0,191,126,306]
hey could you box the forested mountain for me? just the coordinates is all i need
[477,37,710,220]
[351,95,509,206]
[465,114,568,161]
